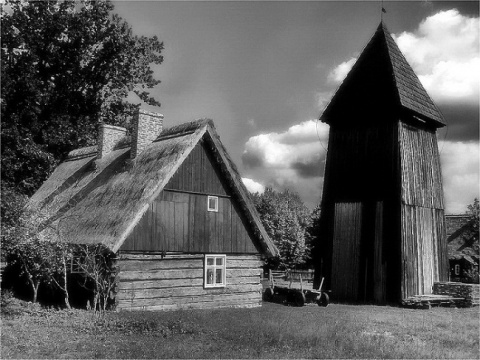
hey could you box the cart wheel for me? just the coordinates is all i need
[263,287,274,302]
[317,292,329,307]
[294,291,306,307]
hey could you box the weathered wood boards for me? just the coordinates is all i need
[117,253,263,311]
[321,120,447,303]
[316,22,448,304]
[399,122,448,299]
[121,141,258,254]
[331,202,362,301]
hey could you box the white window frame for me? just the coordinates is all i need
[204,254,226,288]
[70,255,84,274]
[207,196,219,212]
[454,264,460,276]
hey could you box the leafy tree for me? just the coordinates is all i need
[1,0,163,196]
[305,204,321,269]
[0,185,27,242]
[253,188,310,270]
[466,198,479,237]
[5,233,54,304]
[463,198,480,254]
[2,209,63,304]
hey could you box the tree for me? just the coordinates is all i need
[1,0,163,196]
[464,198,479,253]
[253,188,310,269]
[6,235,55,304]
[305,204,321,269]
[49,242,72,309]
[72,244,118,313]
[2,209,66,304]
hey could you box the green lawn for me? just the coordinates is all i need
[1,301,479,359]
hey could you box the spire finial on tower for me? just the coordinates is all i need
[381,0,387,21]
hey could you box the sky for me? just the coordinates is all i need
[113,0,479,214]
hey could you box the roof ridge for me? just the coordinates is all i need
[67,145,98,160]
[379,22,446,126]
[66,119,213,160]
[155,118,213,140]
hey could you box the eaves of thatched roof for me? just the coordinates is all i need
[321,21,445,128]
[28,119,278,258]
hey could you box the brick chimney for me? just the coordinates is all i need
[97,124,127,159]
[131,109,164,159]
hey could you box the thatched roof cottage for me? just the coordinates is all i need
[28,109,278,310]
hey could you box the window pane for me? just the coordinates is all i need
[216,257,223,265]
[207,258,214,265]
[207,269,214,284]
[209,198,216,209]
[215,269,223,284]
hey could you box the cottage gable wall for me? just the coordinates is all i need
[121,141,258,254]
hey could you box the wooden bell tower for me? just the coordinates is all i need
[316,22,449,303]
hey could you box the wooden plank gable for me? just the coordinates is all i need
[166,140,229,196]
[121,141,258,254]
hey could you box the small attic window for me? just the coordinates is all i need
[207,196,218,212]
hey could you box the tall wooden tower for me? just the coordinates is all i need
[316,22,449,303]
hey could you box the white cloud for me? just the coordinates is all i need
[242,120,329,208]
[316,91,333,111]
[242,177,265,194]
[327,57,356,83]
[242,120,328,170]
[439,140,479,214]
[394,9,479,104]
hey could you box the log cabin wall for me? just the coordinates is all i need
[121,141,259,254]
[399,120,448,299]
[117,253,263,311]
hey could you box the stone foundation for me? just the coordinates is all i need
[433,282,479,306]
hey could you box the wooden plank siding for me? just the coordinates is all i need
[331,202,363,301]
[400,206,446,298]
[121,140,259,254]
[117,254,263,311]
[317,119,447,303]
[316,122,401,303]
[166,140,229,196]
[399,120,448,299]
[399,122,444,209]
[122,191,257,253]
[320,123,398,203]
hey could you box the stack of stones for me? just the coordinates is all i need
[433,282,480,307]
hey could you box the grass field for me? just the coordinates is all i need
[1,300,479,359]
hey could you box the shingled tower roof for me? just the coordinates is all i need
[321,22,445,127]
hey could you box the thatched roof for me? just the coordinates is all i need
[27,119,278,257]
[321,22,445,128]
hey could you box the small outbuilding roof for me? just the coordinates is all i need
[27,119,278,257]
[321,21,445,127]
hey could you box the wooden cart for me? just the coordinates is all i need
[263,269,330,307]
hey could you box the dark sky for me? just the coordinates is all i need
[113,1,479,213]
